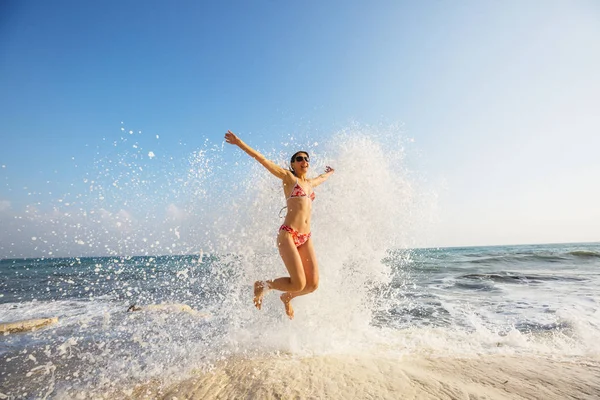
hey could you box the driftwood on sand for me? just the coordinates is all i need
[0,317,59,335]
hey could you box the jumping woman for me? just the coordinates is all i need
[224,130,335,319]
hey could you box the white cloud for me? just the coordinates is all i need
[166,203,186,221]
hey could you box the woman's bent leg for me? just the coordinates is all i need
[280,238,319,319]
[253,230,306,310]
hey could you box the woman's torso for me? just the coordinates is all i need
[282,178,314,233]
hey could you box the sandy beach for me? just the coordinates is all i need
[124,354,600,400]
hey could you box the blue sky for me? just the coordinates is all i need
[1,1,599,256]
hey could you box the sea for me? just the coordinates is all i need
[1,129,599,399]
[1,243,599,399]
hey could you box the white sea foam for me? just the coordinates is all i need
[172,125,428,357]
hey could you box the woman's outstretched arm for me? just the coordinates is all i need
[225,130,290,179]
[310,166,335,187]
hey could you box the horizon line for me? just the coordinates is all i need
[1,240,598,261]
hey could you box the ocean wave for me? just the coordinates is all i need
[459,273,586,284]
[463,249,600,265]
[568,250,600,258]
[453,280,501,291]
[467,254,567,264]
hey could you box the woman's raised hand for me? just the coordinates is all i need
[325,166,335,174]
[224,130,241,145]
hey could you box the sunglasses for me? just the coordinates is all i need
[294,156,309,162]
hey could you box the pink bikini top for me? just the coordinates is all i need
[288,179,315,201]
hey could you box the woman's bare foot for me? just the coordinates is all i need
[280,293,294,319]
[253,281,268,310]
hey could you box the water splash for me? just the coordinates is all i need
[0,123,434,397]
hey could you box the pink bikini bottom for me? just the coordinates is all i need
[279,225,311,248]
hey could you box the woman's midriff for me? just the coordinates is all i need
[283,197,312,233]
